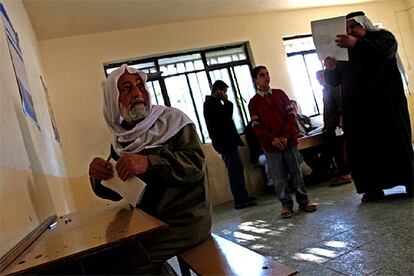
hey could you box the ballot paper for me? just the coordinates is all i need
[101,159,146,207]
[311,16,349,61]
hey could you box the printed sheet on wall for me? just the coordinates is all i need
[0,3,39,126]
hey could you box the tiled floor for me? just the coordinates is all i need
[211,182,414,275]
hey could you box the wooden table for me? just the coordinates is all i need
[2,204,168,275]
[179,234,297,275]
[298,133,325,150]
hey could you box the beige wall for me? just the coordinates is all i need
[0,0,74,257]
[37,0,413,213]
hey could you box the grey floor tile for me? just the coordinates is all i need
[359,234,414,261]
[211,182,414,276]
[322,228,377,249]
[273,254,346,275]
[369,257,414,276]
[324,249,390,275]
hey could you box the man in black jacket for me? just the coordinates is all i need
[203,80,257,209]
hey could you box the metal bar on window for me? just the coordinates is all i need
[287,49,316,57]
[185,74,206,143]
[230,67,247,128]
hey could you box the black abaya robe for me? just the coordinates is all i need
[325,29,413,195]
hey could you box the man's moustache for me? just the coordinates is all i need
[131,97,146,105]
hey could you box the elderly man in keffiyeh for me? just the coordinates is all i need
[324,11,413,202]
[88,64,211,274]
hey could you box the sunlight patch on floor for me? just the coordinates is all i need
[250,243,272,250]
[292,252,327,264]
[239,225,273,234]
[305,247,340,258]
[323,240,348,248]
[234,219,295,240]
[233,231,261,241]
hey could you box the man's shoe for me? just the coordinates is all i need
[280,207,293,218]
[234,201,257,209]
[299,202,317,212]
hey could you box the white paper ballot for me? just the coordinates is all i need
[311,16,349,61]
[101,159,146,207]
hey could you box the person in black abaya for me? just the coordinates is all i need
[323,11,413,202]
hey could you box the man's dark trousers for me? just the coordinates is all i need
[221,147,249,205]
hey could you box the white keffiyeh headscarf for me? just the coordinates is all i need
[103,64,193,156]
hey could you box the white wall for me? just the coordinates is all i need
[0,0,73,257]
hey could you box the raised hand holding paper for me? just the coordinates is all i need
[311,16,349,61]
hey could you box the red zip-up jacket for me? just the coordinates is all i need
[248,89,298,152]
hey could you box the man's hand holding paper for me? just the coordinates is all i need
[335,34,357,48]
[116,154,149,181]
[101,159,147,207]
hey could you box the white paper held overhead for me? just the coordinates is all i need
[311,16,349,61]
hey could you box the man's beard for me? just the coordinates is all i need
[120,101,149,123]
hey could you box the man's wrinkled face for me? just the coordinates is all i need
[117,71,149,123]
[346,19,366,38]
[254,68,271,90]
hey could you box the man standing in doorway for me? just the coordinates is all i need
[204,80,257,209]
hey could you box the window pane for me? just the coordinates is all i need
[194,60,204,70]
[130,62,156,71]
[233,65,256,122]
[177,63,186,73]
[206,45,246,65]
[209,69,244,133]
[304,54,324,114]
[105,61,157,75]
[159,53,203,75]
[188,73,211,142]
[164,75,202,138]
[217,56,232,64]
[286,55,318,116]
[185,61,194,71]
[283,36,315,54]
[147,81,164,106]
[166,64,177,75]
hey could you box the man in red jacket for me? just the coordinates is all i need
[248,65,317,218]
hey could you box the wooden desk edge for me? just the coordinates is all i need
[2,206,168,275]
[298,133,325,150]
[0,215,57,274]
